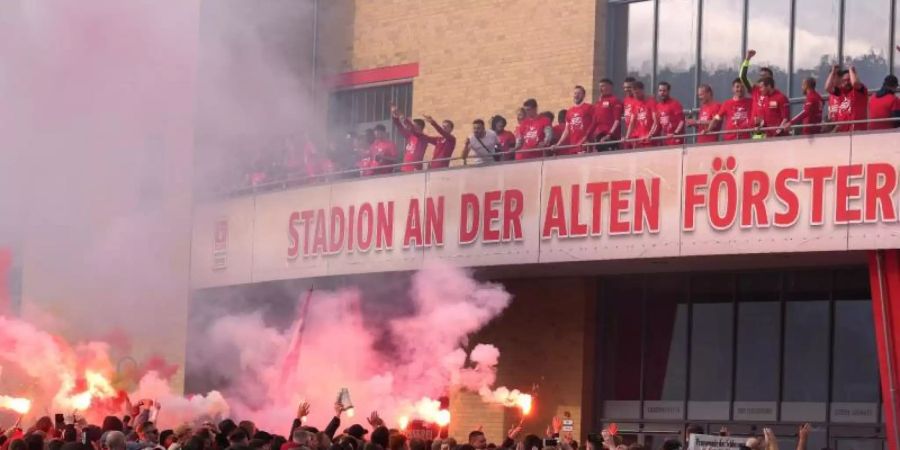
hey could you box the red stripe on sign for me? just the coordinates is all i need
[327,63,419,88]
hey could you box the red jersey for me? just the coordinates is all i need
[496,130,516,161]
[833,84,869,132]
[627,97,656,143]
[752,89,790,136]
[366,139,399,175]
[593,95,624,140]
[696,101,721,144]
[393,117,431,172]
[654,98,685,146]
[789,90,823,135]
[869,91,900,130]
[561,102,594,154]
[429,134,456,168]
[516,116,550,160]
[717,98,753,141]
[623,97,636,132]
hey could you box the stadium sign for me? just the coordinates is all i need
[192,132,900,287]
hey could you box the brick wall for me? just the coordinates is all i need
[317,0,607,161]
[448,277,596,444]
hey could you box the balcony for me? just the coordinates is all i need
[191,121,900,288]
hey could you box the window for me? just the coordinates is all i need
[600,277,643,419]
[832,300,880,402]
[688,275,733,420]
[734,273,780,421]
[843,0,891,88]
[793,0,840,96]
[328,82,413,147]
[747,0,791,91]
[700,0,743,102]
[643,275,688,419]
[657,0,698,107]
[625,1,654,88]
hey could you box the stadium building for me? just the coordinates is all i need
[188,1,900,450]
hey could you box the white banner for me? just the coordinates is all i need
[191,132,900,288]
[687,434,745,450]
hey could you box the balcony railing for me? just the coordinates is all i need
[212,117,899,199]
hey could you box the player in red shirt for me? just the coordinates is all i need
[869,75,900,130]
[826,65,869,132]
[621,77,637,142]
[514,98,552,159]
[390,105,432,172]
[739,49,775,115]
[492,115,517,161]
[785,77,823,135]
[363,124,399,176]
[654,81,685,146]
[687,84,721,144]
[709,78,753,141]
[751,77,790,137]
[555,85,595,155]
[592,78,624,151]
[424,115,457,169]
[624,81,658,149]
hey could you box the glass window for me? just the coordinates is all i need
[626,0,654,87]
[657,0,698,107]
[843,0,891,88]
[688,276,733,407]
[793,0,840,97]
[783,300,830,401]
[644,275,688,402]
[734,273,780,402]
[700,0,743,104]
[833,300,880,402]
[747,0,791,91]
[600,277,643,402]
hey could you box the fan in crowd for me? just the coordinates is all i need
[0,400,816,450]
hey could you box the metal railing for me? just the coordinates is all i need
[214,117,899,198]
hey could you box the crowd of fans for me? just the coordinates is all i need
[234,49,900,190]
[0,400,817,450]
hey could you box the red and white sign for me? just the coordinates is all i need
[191,132,900,288]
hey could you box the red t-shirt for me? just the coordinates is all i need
[593,95,624,139]
[622,97,636,132]
[496,130,516,161]
[869,92,900,130]
[834,84,869,132]
[655,98,685,145]
[752,89,790,136]
[516,116,550,160]
[717,98,753,141]
[367,139,399,175]
[393,117,430,172]
[627,97,656,141]
[561,102,595,154]
[429,134,457,168]
[788,90,823,134]
[696,101,721,143]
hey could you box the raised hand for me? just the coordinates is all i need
[746,49,757,60]
[334,401,343,417]
[297,401,311,421]
[367,411,385,428]
[508,422,523,440]
[798,423,811,440]
[551,416,562,434]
